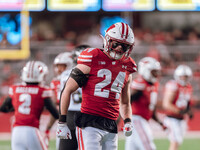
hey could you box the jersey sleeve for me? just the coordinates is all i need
[165,80,178,92]
[77,48,97,67]
[42,88,53,98]
[126,57,137,74]
[131,78,146,91]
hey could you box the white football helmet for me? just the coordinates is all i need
[174,65,192,86]
[103,22,135,60]
[21,61,49,83]
[138,57,161,83]
[54,52,73,69]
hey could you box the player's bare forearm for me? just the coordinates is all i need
[60,85,72,115]
[164,102,180,114]
[120,75,132,120]
[152,110,162,125]
[120,102,132,120]
[163,89,180,114]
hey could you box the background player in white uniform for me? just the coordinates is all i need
[0,61,59,150]
[125,57,166,150]
[162,64,193,150]
[57,22,137,150]
[45,52,73,149]
[59,45,90,150]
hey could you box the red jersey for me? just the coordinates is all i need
[164,80,192,118]
[50,78,60,104]
[77,48,137,120]
[131,76,159,120]
[9,83,52,128]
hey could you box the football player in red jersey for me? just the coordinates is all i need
[0,61,59,150]
[162,65,193,150]
[57,22,137,150]
[125,57,165,150]
[44,52,73,149]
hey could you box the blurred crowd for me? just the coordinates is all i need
[1,24,200,104]
[30,22,200,45]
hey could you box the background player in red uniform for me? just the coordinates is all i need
[162,64,193,150]
[0,60,59,150]
[45,52,73,149]
[57,22,137,150]
[125,57,165,150]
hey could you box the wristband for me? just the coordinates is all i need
[124,118,131,124]
[59,115,67,122]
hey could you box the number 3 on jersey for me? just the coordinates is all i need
[94,69,126,99]
[18,94,31,114]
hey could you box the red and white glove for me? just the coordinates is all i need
[123,122,133,137]
[56,122,72,139]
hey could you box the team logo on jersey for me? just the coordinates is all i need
[122,65,127,69]
[98,61,106,65]
[112,61,116,65]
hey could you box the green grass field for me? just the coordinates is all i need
[0,138,200,150]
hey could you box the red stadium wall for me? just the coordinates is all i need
[188,109,200,131]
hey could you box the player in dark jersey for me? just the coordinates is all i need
[57,22,137,150]
[0,61,59,150]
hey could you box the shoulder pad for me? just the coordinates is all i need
[77,48,100,67]
[125,57,137,73]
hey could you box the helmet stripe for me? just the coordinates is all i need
[106,24,115,33]
[31,61,35,79]
[27,61,32,78]
[125,23,129,39]
[121,22,125,38]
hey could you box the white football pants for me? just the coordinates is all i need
[11,126,47,150]
[164,116,187,144]
[76,126,118,150]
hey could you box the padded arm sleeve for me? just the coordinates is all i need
[70,67,89,87]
